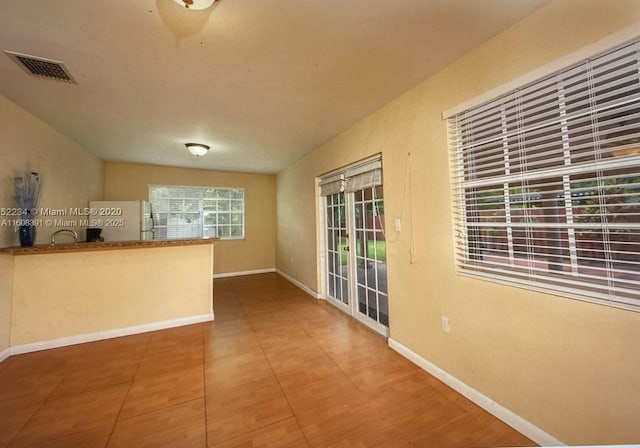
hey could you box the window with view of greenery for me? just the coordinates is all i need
[149,185,244,240]
[448,38,640,310]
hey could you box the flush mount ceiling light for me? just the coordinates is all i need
[186,143,210,157]
[174,0,216,10]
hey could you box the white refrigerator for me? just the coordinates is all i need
[88,200,154,242]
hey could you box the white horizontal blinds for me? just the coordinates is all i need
[344,159,382,193]
[449,38,640,309]
[149,185,204,239]
[149,185,245,240]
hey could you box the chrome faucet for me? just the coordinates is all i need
[50,229,79,246]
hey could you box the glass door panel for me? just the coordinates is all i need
[325,192,349,306]
[352,185,388,329]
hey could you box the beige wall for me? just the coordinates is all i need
[276,1,640,444]
[0,94,103,355]
[10,244,213,346]
[104,162,276,275]
[0,255,13,357]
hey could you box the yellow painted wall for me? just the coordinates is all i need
[0,94,103,355]
[276,1,640,444]
[0,255,13,356]
[10,244,213,346]
[104,162,276,275]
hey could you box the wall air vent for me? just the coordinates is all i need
[5,51,77,83]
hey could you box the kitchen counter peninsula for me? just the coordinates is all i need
[0,237,216,255]
[1,238,214,353]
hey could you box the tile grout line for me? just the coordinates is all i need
[9,341,151,448]
[297,326,396,445]
[53,379,137,402]
[227,276,313,448]
[116,396,204,423]
[103,333,154,448]
[7,348,134,448]
[282,282,408,446]
[7,356,70,448]
[208,416,297,448]
[202,311,210,448]
[9,391,206,448]
[302,321,420,446]
[204,277,261,447]
[303,326,365,392]
[6,400,47,448]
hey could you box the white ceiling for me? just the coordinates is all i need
[0,0,547,174]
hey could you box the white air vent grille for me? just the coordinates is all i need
[5,51,76,83]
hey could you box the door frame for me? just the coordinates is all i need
[317,158,389,337]
[344,191,389,337]
[318,191,351,314]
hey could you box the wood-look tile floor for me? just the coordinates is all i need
[0,273,537,448]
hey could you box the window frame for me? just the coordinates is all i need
[447,38,640,311]
[148,184,245,241]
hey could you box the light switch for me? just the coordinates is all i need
[394,218,401,232]
[441,316,450,333]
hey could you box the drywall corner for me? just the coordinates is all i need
[0,254,14,360]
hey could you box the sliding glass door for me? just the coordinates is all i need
[320,157,389,335]
[325,192,349,308]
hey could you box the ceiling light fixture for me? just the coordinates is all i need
[174,0,216,10]
[186,143,210,157]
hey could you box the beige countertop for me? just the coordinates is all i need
[0,238,216,255]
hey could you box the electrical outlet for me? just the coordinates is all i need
[394,218,401,232]
[441,316,450,333]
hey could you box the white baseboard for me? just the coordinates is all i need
[0,347,10,363]
[388,338,565,447]
[213,268,276,279]
[276,269,321,299]
[9,313,214,356]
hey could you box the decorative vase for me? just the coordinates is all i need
[19,222,36,247]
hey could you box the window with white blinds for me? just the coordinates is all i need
[149,185,244,240]
[447,38,640,310]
